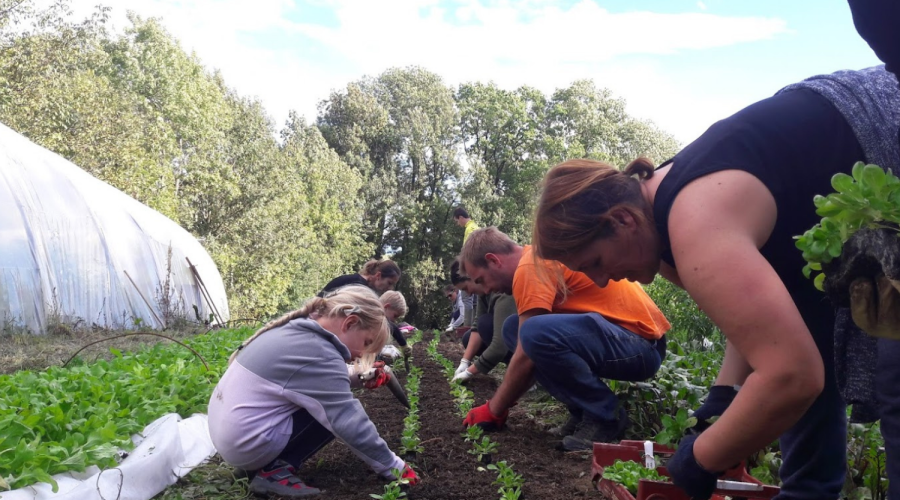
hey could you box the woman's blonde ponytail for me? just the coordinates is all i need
[227,287,389,366]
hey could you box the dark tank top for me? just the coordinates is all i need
[652,89,865,349]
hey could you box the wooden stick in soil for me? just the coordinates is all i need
[186,257,225,326]
[123,270,165,328]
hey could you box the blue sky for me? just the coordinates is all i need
[65,0,884,146]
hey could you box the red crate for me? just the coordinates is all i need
[591,440,780,500]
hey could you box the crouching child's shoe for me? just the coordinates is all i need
[250,460,321,497]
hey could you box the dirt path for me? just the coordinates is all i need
[436,340,598,499]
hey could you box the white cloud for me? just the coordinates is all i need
[58,0,790,142]
[291,1,788,66]
[697,1,707,11]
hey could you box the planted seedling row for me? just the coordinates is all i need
[372,330,425,500]
[426,331,524,500]
[370,467,415,500]
[399,332,425,460]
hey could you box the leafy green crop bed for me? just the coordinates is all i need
[0,327,252,491]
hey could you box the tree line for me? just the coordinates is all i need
[0,0,680,327]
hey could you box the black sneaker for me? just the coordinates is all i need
[249,460,321,497]
[549,409,583,437]
[560,408,629,452]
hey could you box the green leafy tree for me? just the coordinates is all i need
[457,80,679,248]
[456,82,548,242]
[546,79,678,166]
[280,113,369,299]
[1,1,683,327]
[318,66,462,325]
[101,14,235,226]
[318,81,397,251]
[0,1,369,319]
[0,2,181,217]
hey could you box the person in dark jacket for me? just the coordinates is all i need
[320,260,408,351]
[319,259,402,296]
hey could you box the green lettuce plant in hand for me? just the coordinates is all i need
[795,162,900,290]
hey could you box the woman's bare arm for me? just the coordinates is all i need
[668,169,824,471]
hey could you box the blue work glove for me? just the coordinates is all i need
[688,385,738,435]
[667,433,720,500]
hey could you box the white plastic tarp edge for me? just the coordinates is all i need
[1,413,216,500]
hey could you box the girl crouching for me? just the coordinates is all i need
[208,285,418,498]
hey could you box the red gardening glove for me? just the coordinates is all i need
[401,463,419,486]
[463,400,508,431]
[363,361,391,390]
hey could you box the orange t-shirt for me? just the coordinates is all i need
[511,246,670,340]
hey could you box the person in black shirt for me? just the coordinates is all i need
[319,259,402,297]
[320,259,406,349]
[531,67,899,499]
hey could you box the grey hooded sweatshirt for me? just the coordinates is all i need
[207,317,404,474]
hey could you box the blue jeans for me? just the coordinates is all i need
[502,313,665,422]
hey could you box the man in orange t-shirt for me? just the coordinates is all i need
[460,227,670,451]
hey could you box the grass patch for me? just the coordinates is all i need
[0,326,213,375]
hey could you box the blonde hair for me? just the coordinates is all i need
[229,286,390,368]
[459,226,518,270]
[380,290,408,318]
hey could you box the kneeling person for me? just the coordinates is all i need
[460,227,670,451]
[450,260,516,383]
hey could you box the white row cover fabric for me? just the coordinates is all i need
[1,413,217,500]
[0,122,229,332]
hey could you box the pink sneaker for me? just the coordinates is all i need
[249,460,321,497]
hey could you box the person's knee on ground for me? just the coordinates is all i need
[457,329,481,376]
[475,313,493,350]
[462,314,491,357]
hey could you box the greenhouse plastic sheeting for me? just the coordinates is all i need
[1,413,217,500]
[0,122,229,332]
